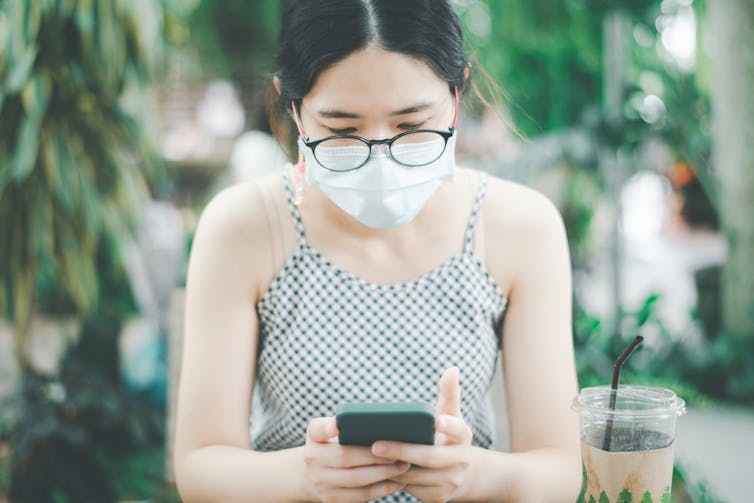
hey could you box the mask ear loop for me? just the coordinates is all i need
[290,100,308,140]
[450,86,459,130]
[290,100,308,205]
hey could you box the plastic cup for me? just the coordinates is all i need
[572,385,686,503]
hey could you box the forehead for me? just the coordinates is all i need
[303,46,449,115]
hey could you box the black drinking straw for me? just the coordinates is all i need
[602,335,644,451]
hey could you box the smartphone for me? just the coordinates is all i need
[335,401,435,446]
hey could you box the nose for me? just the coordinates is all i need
[361,123,396,143]
[369,139,390,158]
[363,136,391,161]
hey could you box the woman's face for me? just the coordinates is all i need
[297,46,455,142]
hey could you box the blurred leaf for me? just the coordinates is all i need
[0,0,188,370]
[58,232,97,313]
[96,0,121,99]
[4,47,37,92]
[41,132,63,209]
[0,9,8,77]
[30,181,54,262]
[60,129,80,207]
[5,0,26,59]
[74,0,95,31]
[20,71,50,114]
[10,112,41,182]
[22,0,43,43]
[131,0,162,73]
[75,0,96,78]
[635,293,660,327]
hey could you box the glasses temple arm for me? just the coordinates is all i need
[451,87,459,128]
[290,101,308,140]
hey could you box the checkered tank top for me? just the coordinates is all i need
[251,170,508,502]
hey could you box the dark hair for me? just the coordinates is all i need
[268,0,468,148]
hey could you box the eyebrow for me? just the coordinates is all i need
[317,102,436,119]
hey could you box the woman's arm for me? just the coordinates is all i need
[173,180,313,502]
[175,177,434,502]
[459,179,582,502]
[177,444,312,502]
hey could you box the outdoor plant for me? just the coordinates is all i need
[0,0,195,500]
[0,0,181,371]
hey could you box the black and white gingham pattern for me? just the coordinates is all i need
[251,171,508,502]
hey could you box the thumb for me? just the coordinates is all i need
[435,366,462,418]
[306,416,339,444]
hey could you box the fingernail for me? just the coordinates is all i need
[437,417,447,429]
[373,442,388,456]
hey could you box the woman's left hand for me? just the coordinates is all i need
[371,367,475,503]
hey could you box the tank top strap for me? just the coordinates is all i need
[282,170,307,243]
[463,171,488,254]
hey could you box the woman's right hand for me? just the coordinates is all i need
[303,417,410,502]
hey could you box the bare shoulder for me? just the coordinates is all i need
[195,184,258,250]
[481,174,569,295]
[484,174,566,243]
[190,173,284,298]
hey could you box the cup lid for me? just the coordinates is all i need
[572,385,686,418]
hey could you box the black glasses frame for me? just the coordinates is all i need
[302,127,455,173]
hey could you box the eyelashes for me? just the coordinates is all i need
[327,127,357,135]
[325,121,428,136]
[398,122,426,130]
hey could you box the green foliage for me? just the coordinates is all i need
[574,304,700,406]
[599,490,610,503]
[111,448,180,502]
[618,488,634,502]
[9,373,162,502]
[560,165,603,259]
[691,482,725,503]
[0,0,195,500]
[640,491,653,503]
[9,336,164,501]
[7,242,164,502]
[459,0,604,135]
[461,0,718,224]
[189,0,279,78]
[0,0,191,362]
[629,31,716,213]
[573,288,716,406]
[573,287,754,404]
[187,0,280,129]
[9,372,164,502]
[690,331,754,401]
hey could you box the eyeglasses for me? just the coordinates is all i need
[291,89,458,172]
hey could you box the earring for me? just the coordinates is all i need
[292,153,306,206]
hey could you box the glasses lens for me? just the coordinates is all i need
[314,138,370,171]
[391,132,447,166]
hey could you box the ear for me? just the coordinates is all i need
[273,75,282,96]
[463,63,470,82]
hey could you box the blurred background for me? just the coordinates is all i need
[0,0,752,501]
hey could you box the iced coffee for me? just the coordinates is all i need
[573,385,686,503]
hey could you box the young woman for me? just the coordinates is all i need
[174,1,581,501]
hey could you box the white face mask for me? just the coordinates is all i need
[300,134,456,228]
